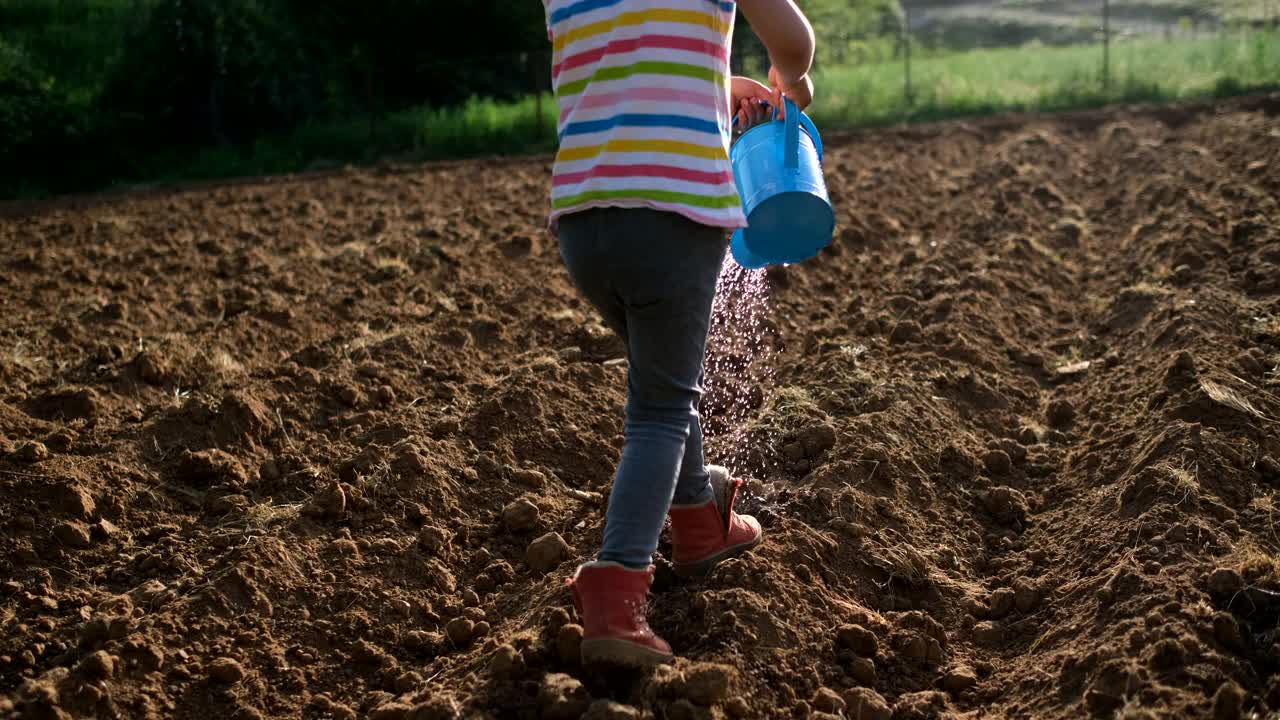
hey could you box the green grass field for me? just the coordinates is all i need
[153,30,1278,187]
[12,28,1280,195]
[808,29,1280,127]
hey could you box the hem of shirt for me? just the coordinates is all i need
[547,199,748,234]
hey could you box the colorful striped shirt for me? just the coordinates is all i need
[544,0,747,229]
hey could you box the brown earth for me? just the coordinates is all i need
[2,94,1279,720]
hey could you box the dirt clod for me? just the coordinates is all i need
[837,624,879,657]
[526,532,571,574]
[983,449,1013,475]
[972,622,1003,646]
[1208,567,1245,596]
[208,657,246,684]
[679,663,735,705]
[1046,398,1075,427]
[941,666,978,694]
[14,441,49,463]
[582,700,641,720]
[1213,680,1245,720]
[850,656,878,687]
[445,617,474,647]
[1013,577,1041,613]
[556,623,583,665]
[842,688,892,720]
[987,588,1016,619]
[77,650,115,679]
[538,673,591,720]
[52,521,92,549]
[501,499,540,532]
[812,687,845,714]
[511,467,548,488]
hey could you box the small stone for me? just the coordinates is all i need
[983,449,1012,475]
[526,532,571,574]
[1013,577,1041,612]
[78,650,115,679]
[850,656,878,687]
[208,657,246,684]
[941,666,978,693]
[841,688,892,720]
[502,499,540,532]
[1213,680,1245,720]
[811,687,845,714]
[582,699,641,720]
[1208,568,1245,596]
[15,441,49,463]
[972,622,1003,646]
[987,588,1016,619]
[680,663,734,705]
[53,521,92,549]
[836,624,879,656]
[445,617,474,647]
[557,623,584,665]
[1046,398,1075,427]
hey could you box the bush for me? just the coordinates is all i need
[0,39,95,194]
[100,0,317,148]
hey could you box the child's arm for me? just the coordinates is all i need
[737,0,816,111]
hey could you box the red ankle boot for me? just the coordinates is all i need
[566,561,673,667]
[668,465,763,577]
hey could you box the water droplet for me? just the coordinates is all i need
[702,257,780,479]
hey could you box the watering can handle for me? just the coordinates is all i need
[783,98,800,169]
[780,98,823,169]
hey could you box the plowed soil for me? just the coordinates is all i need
[2,95,1279,720]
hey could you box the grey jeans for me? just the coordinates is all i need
[558,207,728,569]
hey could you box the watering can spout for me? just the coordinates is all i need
[729,98,834,268]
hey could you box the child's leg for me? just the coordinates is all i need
[673,411,714,505]
[558,208,726,569]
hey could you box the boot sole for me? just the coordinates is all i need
[672,534,763,578]
[580,638,673,668]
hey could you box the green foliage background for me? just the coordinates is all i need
[0,0,1273,198]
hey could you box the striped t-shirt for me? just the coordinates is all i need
[544,0,747,229]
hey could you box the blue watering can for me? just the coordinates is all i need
[729,97,834,269]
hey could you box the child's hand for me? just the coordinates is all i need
[768,66,814,117]
[730,75,776,129]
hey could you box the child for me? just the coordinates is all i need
[543,0,815,667]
